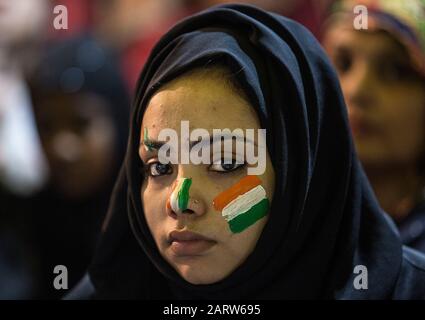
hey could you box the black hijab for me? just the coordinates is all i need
[89,4,402,299]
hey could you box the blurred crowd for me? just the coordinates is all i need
[0,0,424,299]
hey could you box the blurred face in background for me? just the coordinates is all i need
[35,93,117,199]
[0,0,49,47]
[197,0,296,12]
[323,27,425,171]
[93,0,180,49]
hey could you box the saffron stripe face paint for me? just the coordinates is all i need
[213,175,261,211]
[213,176,269,233]
[169,178,192,213]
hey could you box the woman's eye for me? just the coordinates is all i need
[147,162,172,177]
[209,159,245,173]
[333,49,353,74]
[378,63,401,82]
[378,62,418,83]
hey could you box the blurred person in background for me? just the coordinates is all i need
[92,0,188,92]
[28,35,130,299]
[92,0,327,93]
[0,0,50,194]
[186,0,335,39]
[323,0,425,252]
[0,0,50,299]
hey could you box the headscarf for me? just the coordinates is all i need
[89,4,402,299]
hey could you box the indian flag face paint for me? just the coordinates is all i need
[167,178,192,213]
[213,175,269,233]
[143,127,154,152]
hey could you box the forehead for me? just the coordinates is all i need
[141,70,262,138]
[326,26,406,59]
[38,93,107,116]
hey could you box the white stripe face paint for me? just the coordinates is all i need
[169,178,192,213]
[169,188,180,213]
[221,185,267,221]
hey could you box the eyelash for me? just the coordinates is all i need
[208,159,246,174]
[145,162,172,177]
[143,159,247,178]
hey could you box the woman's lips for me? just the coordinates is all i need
[168,230,216,256]
[349,116,376,138]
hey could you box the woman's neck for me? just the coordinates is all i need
[0,42,41,77]
[365,165,424,223]
[0,47,19,73]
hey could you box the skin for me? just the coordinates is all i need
[200,0,297,12]
[0,0,49,86]
[139,68,275,285]
[35,92,116,199]
[93,0,180,49]
[323,26,425,220]
[0,0,49,47]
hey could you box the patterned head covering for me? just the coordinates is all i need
[327,0,425,76]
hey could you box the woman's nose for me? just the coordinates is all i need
[343,64,377,111]
[166,177,207,219]
[51,130,83,163]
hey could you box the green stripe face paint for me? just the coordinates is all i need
[227,198,269,233]
[178,178,192,211]
[169,178,192,213]
[213,176,269,233]
[143,127,154,152]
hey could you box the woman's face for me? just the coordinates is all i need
[323,27,425,169]
[35,93,116,199]
[139,69,275,285]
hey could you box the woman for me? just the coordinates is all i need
[71,4,425,299]
[322,0,425,252]
[29,35,130,299]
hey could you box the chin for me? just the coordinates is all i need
[175,262,228,285]
[355,144,387,166]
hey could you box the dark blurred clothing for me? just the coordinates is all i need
[0,188,39,299]
[32,187,108,299]
[7,35,130,299]
[399,200,425,253]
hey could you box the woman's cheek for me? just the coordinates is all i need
[212,175,270,234]
[380,92,425,160]
[142,185,160,217]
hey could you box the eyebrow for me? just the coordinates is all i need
[375,52,407,64]
[139,133,258,152]
[195,134,257,150]
[334,41,407,63]
[140,139,164,151]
